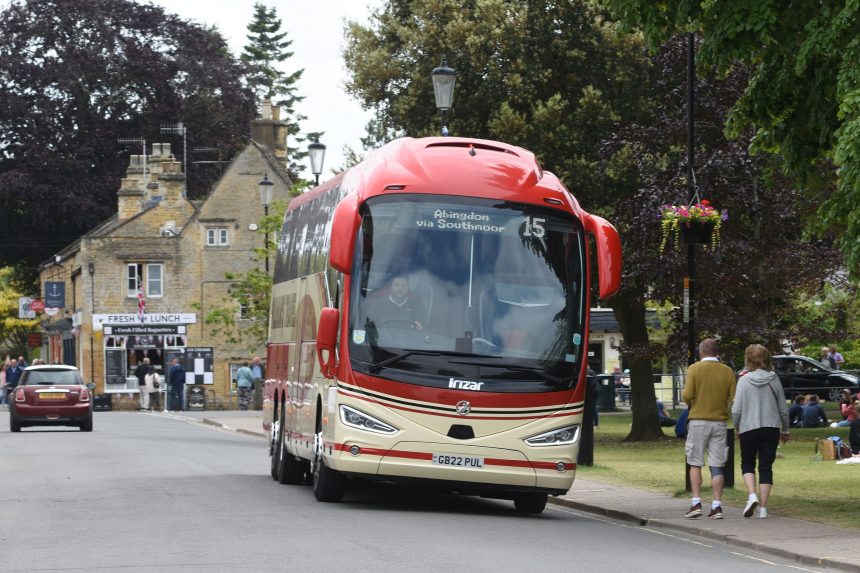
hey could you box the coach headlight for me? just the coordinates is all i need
[524,424,580,447]
[339,405,398,435]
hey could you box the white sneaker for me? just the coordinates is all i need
[758,507,768,519]
[743,497,759,518]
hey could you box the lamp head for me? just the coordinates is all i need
[258,173,274,207]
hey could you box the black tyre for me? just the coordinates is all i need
[79,415,93,432]
[10,416,21,433]
[513,493,548,514]
[312,430,345,502]
[270,407,284,481]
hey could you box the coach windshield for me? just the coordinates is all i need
[347,195,586,393]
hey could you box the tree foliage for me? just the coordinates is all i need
[241,3,308,176]
[604,0,860,276]
[0,267,39,359]
[0,0,256,268]
[343,1,842,440]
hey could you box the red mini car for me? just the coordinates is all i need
[10,365,95,432]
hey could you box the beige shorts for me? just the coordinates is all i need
[685,420,728,467]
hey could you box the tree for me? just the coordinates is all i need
[241,3,307,176]
[0,267,39,359]
[343,1,839,440]
[0,0,256,268]
[604,0,860,276]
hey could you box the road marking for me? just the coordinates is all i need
[729,552,824,572]
[548,505,632,526]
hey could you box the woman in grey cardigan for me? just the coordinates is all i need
[731,344,791,519]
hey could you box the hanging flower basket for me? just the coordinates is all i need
[659,200,727,251]
[679,220,715,245]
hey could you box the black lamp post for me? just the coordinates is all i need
[258,173,273,274]
[432,57,456,136]
[87,262,95,386]
[308,138,326,186]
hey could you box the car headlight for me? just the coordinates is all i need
[339,405,398,435]
[524,424,580,447]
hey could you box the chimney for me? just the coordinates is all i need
[158,155,186,206]
[251,99,288,166]
[117,177,144,219]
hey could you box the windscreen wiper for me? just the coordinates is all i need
[368,349,480,374]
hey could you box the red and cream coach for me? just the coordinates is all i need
[263,136,621,513]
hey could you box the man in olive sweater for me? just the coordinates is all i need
[681,338,737,519]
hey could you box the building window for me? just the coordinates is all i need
[126,263,164,298]
[207,227,228,246]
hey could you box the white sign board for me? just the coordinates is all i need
[92,313,197,331]
[18,297,35,319]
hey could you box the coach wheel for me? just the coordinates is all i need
[312,430,346,502]
[513,492,548,514]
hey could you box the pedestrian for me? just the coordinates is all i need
[5,359,21,395]
[145,365,161,412]
[17,355,28,369]
[134,358,151,411]
[681,338,737,519]
[251,356,264,410]
[820,347,836,369]
[236,362,255,411]
[167,358,186,411]
[829,346,845,370]
[731,344,791,519]
[0,362,7,408]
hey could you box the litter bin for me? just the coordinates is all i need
[187,386,206,411]
[596,374,616,411]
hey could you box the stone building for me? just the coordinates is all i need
[38,108,291,410]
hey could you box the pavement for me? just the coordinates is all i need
[176,410,858,572]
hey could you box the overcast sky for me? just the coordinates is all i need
[143,0,382,180]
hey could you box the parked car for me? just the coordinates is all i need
[771,355,859,402]
[9,365,95,432]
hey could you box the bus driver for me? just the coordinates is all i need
[367,275,426,331]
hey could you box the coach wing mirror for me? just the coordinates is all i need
[584,214,622,300]
[317,307,340,379]
[329,194,361,274]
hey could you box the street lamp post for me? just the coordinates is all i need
[258,174,274,274]
[87,262,95,387]
[308,138,326,186]
[432,57,456,136]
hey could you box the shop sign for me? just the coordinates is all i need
[93,313,196,330]
[27,332,42,348]
[105,325,183,336]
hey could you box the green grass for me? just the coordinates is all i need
[580,409,860,529]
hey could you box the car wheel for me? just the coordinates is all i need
[10,416,21,432]
[827,388,843,403]
[513,492,548,514]
[312,430,345,502]
[79,415,93,432]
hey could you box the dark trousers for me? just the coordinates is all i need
[168,385,184,411]
[739,427,780,484]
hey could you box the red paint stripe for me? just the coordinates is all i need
[351,372,584,409]
[338,388,582,420]
[333,443,574,471]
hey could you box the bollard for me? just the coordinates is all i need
[685,427,735,491]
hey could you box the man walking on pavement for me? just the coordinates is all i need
[235,362,254,411]
[134,358,150,411]
[682,337,736,519]
[167,357,186,412]
[251,356,264,410]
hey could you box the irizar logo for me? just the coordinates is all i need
[448,378,484,391]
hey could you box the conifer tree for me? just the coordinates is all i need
[241,3,308,175]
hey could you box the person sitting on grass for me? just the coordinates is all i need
[850,402,860,456]
[788,394,805,428]
[801,395,828,428]
[657,399,676,427]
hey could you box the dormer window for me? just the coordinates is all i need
[207,227,228,246]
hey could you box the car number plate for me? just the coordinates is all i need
[38,392,65,400]
[431,453,484,468]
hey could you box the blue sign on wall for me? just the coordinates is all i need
[45,281,66,308]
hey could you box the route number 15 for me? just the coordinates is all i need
[523,217,546,239]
